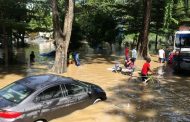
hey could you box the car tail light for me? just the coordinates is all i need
[0,111,22,119]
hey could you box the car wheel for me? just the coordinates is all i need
[93,98,102,104]
[34,119,47,122]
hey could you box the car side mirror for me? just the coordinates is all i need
[88,91,92,95]
[87,85,92,97]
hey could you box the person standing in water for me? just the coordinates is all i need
[131,47,137,62]
[68,51,73,64]
[30,51,35,64]
[125,46,129,60]
[73,51,80,66]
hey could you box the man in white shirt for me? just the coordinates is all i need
[158,48,165,63]
[132,48,137,62]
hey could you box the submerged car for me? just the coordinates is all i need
[40,50,56,58]
[0,74,106,122]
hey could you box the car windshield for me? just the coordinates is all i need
[175,34,190,48]
[0,83,33,103]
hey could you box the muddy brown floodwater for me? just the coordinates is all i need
[0,54,190,122]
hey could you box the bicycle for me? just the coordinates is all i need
[142,74,161,88]
[128,73,161,88]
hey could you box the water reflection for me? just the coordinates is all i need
[24,42,54,76]
[0,42,54,76]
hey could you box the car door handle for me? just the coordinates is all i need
[42,102,51,107]
[70,97,77,102]
[42,102,49,107]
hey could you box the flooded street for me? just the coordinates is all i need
[0,54,190,122]
[113,65,190,122]
[157,66,190,122]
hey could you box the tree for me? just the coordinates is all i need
[28,0,53,31]
[75,3,118,49]
[0,0,28,65]
[51,0,74,74]
[137,0,152,58]
[150,0,165,52]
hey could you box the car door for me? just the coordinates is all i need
[47,85,71,119]
[63,83,92,110]
[33,85,65,120]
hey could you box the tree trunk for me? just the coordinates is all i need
[51,0,74,74]
[137,0,152,58]
[155,33,158,52]
[63,0,74,55]
[3,27,8,67]
[21,31,25,47]
[136,33,140,51]
[52,39,67,74]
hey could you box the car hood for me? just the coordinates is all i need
[0,97,15,109]
[81,81,93,86]
[81,81,98,88]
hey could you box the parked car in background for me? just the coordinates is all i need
[0,74,106,122]
[40,50,56,58]
[172,31,190,71]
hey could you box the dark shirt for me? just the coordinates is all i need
[30,53,35,62]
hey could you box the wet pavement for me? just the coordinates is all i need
[0,55,190,122]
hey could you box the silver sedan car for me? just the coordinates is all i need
[0,74,106,122]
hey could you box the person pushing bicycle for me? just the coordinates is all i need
[141,57,154,82]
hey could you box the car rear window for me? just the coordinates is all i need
[0,83,33,103]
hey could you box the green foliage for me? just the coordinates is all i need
[164,0,175,29]
[163,0,190,33]
[74,0,145,48]
[0,0,28,30]
[1,0,189,51]
[75,3,118,47]
[69,22,83,50]
[111,1,144,34]
[150,0,165,34]
[27,0,53,32]
[0,0,29,49]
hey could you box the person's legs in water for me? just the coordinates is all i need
[141,74,148,82]
[76,58,80,66]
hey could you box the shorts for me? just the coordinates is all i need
[132,58,136,62]
[141,74,148,81]
[159,58,165,63]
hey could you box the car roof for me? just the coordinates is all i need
[17,74,75,90]
[175,31,190,34]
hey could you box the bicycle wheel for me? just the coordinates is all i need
[147,78,160,88]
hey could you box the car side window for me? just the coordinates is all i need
[64,84,85,96]
[35,85,62,102]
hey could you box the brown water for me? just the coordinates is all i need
[0,54,190,122]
